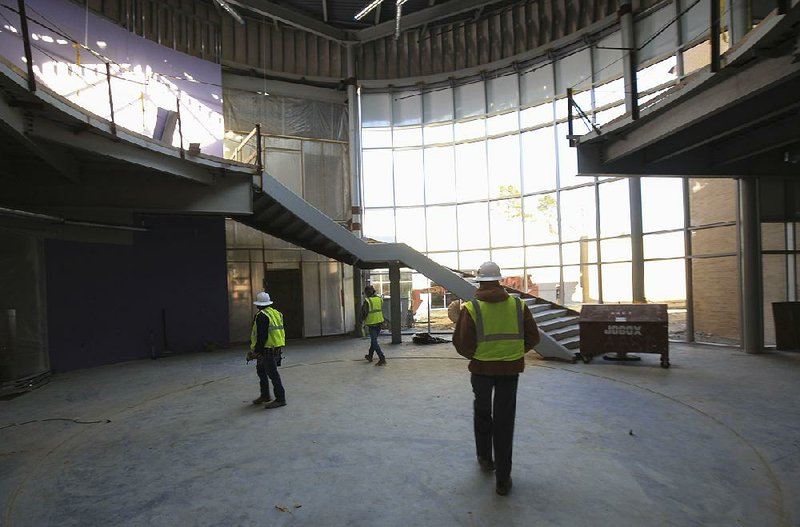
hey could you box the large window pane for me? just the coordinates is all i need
[600,237,632,263]
[527,244,561,267]
[455,142,488,202]
[691,225,737,256]
[564,264,599,305]
[689,178,736,226]
[594,78,625,109]
[595,104,626,126]
[492,248,524,269]
[392,91,422,125]
[520,62,554,106]
[454,118,486,141]
[488,135,521,198]
[644,232,686,259]
[455,81,486,118]
[488,74,519,112]
[602,262,632,302]
[599,179,631,236]
[556,123,581,188]
[761,223,785,251]
[458,202,490,250]
[490,199,524,248]
[424,146,456,204]
[524,193,559,244]
[361,93,391,127]
[636,7,679,63]
[363,208,395,242]
[645,259,686,302]
[554,90,592,121]
[395,207,427,252]
[642,178,684,232]
[762,254,787,346]
[561,186,597,241]
[520,102,554,129]
[393,126,423,147]
[562,239,597,265]
[594,32,624,84]
[362,149,394,207]
[393,149,424,206]
[521,127,557,193]
[487,111,519,136]
[426,206,458,251]
[529,266,561,303]
[693,256,740,344]
[361,127,392,148]
[423,87,454,123]
[637,56,678,93]
[424,123,453,145]
[460,250,491,271]
[556,48,591,95]
[428,251,459,268]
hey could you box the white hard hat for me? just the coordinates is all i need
[253,291,273,306]
[475,261,503,282]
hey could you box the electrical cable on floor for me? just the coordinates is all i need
[0,418,111,431]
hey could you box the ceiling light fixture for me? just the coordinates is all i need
[354,0,383,21]
[212,0,245,25]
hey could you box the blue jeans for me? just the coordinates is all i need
[256,355,285,402]
[367,324,385,360]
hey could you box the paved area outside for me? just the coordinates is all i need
[1,336,799,526]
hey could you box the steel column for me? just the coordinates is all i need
[739,177,763,353]
[17,0,36,92]
[389,263,402,344]
[629,177,645,302]
[347,44,364,334]
[619,0,638,120]
[727,0,750,46]
[710,0,721,72]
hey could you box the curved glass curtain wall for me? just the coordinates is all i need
[359,4,744,341]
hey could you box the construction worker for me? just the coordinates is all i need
[249,291,287,409]
[362,285,387,365]
[453,262,540,496]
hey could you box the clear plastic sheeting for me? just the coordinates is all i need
[0,229,49,389]
[223,89,348,142]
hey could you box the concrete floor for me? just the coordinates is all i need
[1,337,799,527]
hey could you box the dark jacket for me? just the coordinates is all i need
[452,282,540,375]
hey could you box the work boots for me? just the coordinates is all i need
[252,396,271,404]
[376,357,387,366]
[364,354,373,362]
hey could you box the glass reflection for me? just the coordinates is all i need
[523,193,559,245]
[521,127,557,193]
[424,146,456,204]
[458,202,490,250]
[488,135,521,199]
[455,142,488,202]
[393,149,425,206]
[560,186,597,241]
[599,180,631,237]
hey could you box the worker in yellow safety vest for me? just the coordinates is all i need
[248,291,287,409]
[361,285,387,365]
[453,261,541,496]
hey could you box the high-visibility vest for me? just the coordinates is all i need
[463,297,525,362]
[363,296,385,326]
[250,307,286,349]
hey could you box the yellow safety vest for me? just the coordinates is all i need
[463,297,525,362]
[250,307,286,349]
[364,296,385,326]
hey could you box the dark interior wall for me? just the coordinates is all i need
[45,215,229,372]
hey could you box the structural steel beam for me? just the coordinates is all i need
[355,0,508,41]
[226,0,348,42]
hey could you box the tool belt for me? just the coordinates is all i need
[246,347,283,364]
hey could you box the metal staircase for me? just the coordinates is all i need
[522,297,581,355]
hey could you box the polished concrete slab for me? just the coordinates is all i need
[1,337,799,526]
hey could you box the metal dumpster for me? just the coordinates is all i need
[579,304,669,368]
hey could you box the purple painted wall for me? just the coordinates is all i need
[45,215,229,372]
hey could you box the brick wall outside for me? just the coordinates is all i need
[689,179,740,343]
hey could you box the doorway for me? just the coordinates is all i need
[264,269,304,339]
